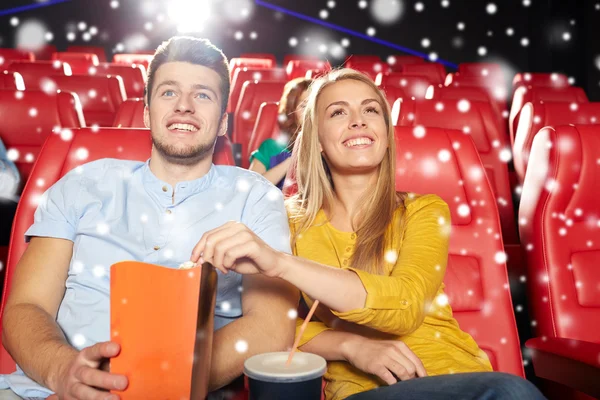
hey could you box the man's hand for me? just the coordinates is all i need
[341,336,427,385]
[48,341,128,400]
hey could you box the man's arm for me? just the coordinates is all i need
[2,237,78,390]
[208,272,299,391]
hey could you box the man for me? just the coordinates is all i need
[0,36,298,399]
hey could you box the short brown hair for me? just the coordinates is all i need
[278,77,312,137]
[145,36,230,115]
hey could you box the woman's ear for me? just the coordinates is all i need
[143,106,150,129]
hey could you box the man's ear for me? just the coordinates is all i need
[217,113,228,137]
[143,105,150,129]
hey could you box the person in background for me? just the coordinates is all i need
[249,77,311,188]
[191,69,547,400]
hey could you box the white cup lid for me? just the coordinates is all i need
[244,352,327,383]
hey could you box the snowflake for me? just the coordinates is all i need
[287,309,298,319]
[235,340,248,353]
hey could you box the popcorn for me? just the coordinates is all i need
[178,261,197,270]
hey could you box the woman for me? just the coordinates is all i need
[192,69,545,400]
[249,77,311,188]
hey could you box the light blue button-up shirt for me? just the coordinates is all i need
[0,158,291,398]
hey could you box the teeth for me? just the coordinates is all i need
[168,123,198,132]
[344,137,373,147]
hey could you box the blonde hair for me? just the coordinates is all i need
[286,68,405,275]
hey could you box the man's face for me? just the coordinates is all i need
[144,61,226,165]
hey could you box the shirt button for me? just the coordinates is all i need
[162,186,168,192]
[350,233,356,240]
[342,259,348,266]
[401,300,408,306]
[153,245,160,251]
[345,246,352,252]
[166,209,172,214]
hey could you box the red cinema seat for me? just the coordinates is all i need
[348,61,391,80]
[445,74,508,123]
[228,67,286,113]
[512,72,569,91]
[396,99,518,244]
[458,63,504,81]
[112,53,153,70]
[229,58,274,79]
[247,102,281,161]
[395,126,524,376]
[0,71,25,91]
[519,124,600,399]
[52,52,100,75]
[240,53,276,64]
[376,73,434,100]
[381,86,407,112]
[67,45,107,62]
[233,81,286,168]
[509,86,588,145]
[50,75,126,127]
[513,102,600,183]
[305,69,327,79]
[0,90,85,184]
[7,60,72,91]
[388,55,426,71]
[92,63,147,98]
[345,55,381,65]
[400,63,446,86]
[282,54,321,66]
[32,45,57,61]
[112,98,234,166]
[286,60,331,80]
[0,49,34,66]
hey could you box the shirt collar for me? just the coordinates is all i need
[141,159,217,205]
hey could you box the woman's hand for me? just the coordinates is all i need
[341,336,427,385]
[190,221,285,278]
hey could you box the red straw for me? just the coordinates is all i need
[286,299,320,366]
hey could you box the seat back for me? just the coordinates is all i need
[50,75,126,127]
[395,126,523,376]
[519,125,600,343]
[397,98,518,243]
[0,71,25,91]
[0,128,152,373]
[67,45,107,62]
[509,86,588,145]
[32,45,57,61]
[229,58,274,79]
[513,102,600,182]
[7,61,72,91]
[112,98,233,165]
[93,63,147,98]
[233,81,286,164]
[239,53,277,64]
[112,54,153,70]
[247,102,280,167]
[458,63,504,80]
[228,67,286,113]
[286,60,331,80]
[347,61,391,80]
[0,90,85,184]
[345,55,381,65]
[512,72,569,91]
[0,49,34,66]
[52,52,100,74]
[376,73,435,100]
[400,63,446,85]
[381,86,407,113]
[282,54,321,66]
[388,55,425,71]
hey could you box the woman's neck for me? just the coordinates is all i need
[327,169,378,226]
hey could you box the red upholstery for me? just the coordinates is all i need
[49,75,126,127]
[282,54,321,67]
[229,58,274,79]
[376,73,434,100]
[233,81,286,167]
[7,61,72,91]
[305,69,327,79]
[396,99,518,244]
[347,61,391,80]
[112,98,234,166]
[286,60,331,80]
[0,71,25,91]
[394,126,523,376]
[519,125,600,398]
[92,63,147,98]
[32,45,57,61]
[509,86,588,145]
[512,72,569,91]
[112,53,153,70]
[247,102,280,164]
[458,63,504,80]
[239,53,276,64]
[51,52,100,75]
[445,74,508,123]
[388,55,426,71]
[0,49,34,66]
[345,55,381,65]
[381,86,407,112]
[513,102,600,182]
[400,63,446,86]
[67,46,108,62]
[228,67,286,113]
[0,90,85,184]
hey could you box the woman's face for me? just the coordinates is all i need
[316,79,389,174]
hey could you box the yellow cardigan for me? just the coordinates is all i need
[292,194,492,400]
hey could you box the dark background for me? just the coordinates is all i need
[0,0,599,99]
